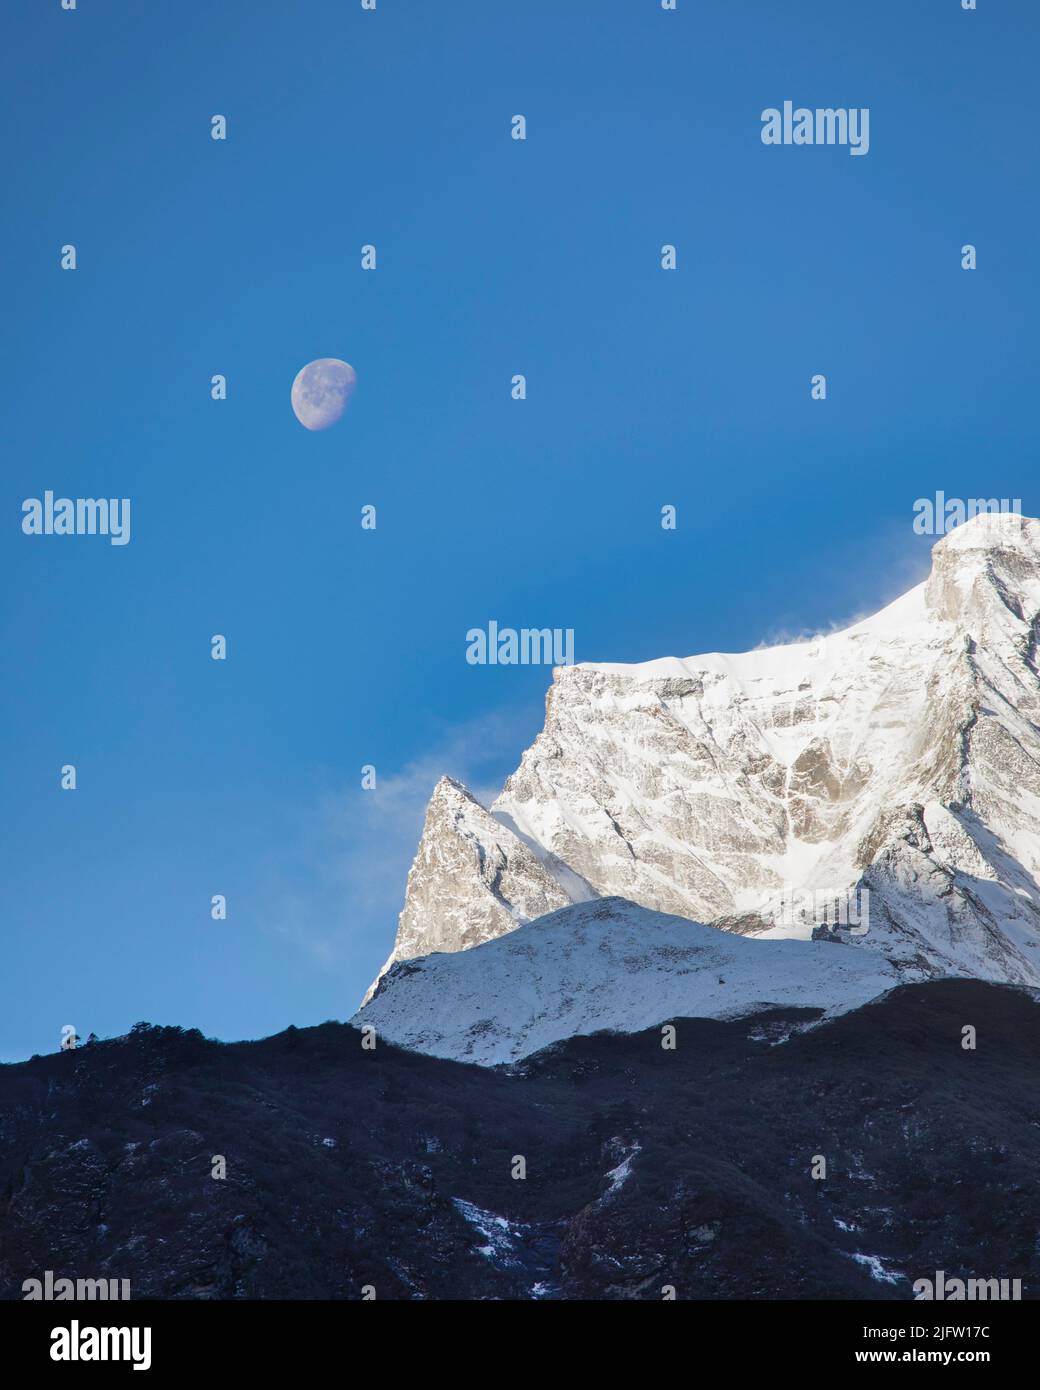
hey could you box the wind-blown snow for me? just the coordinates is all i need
[354,897,898,1066]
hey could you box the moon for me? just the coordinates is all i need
[291,358,357,431]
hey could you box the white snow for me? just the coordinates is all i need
[602,1143,641,1198]
[847,1253,904,1285]
[451,1199,526,1264]
[355,897,898,1066]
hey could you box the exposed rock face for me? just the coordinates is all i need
[368,513,1040,996]
[362,777,579,1004]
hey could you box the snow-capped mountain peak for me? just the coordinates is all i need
[365,512,1040,1002]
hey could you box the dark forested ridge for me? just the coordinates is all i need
[1,981,1037,1301]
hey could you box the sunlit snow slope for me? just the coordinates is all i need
[355,898,900,1065]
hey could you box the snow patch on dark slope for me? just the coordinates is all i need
[354,897,899,1065]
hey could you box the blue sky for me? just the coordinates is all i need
[2,0,1037,1061]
